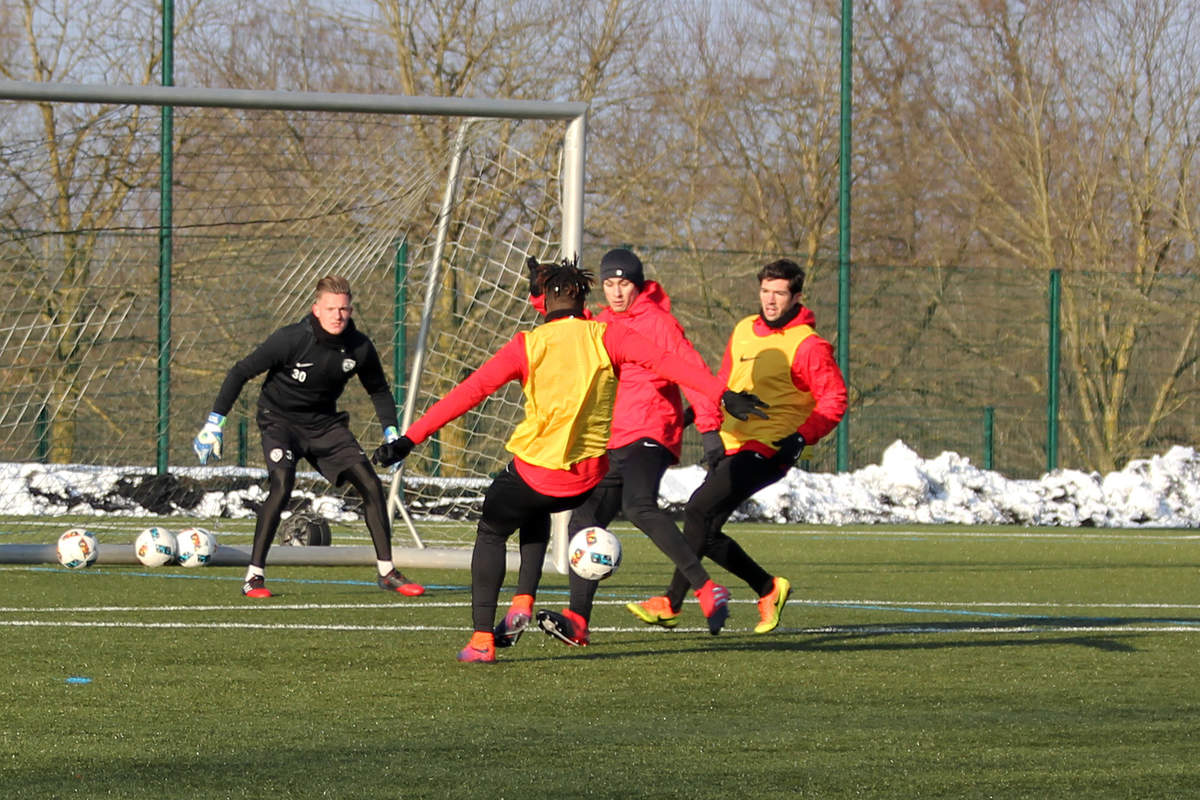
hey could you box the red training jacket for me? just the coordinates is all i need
[597,280,720,460]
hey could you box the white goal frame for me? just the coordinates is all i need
[0,79,586,573]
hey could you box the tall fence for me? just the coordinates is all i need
[3,230,1195,488]
[2,88,1197,515]
[631,248,1199,480]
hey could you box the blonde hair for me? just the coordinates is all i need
[315,275,352,299]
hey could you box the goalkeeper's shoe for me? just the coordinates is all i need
[754,576,792,634]
[241,575,272,598]
[493,594,534,648]
[536,608,589,647]
[625,595,680,629]
[456,632,496,664]
[377,569,425,597]
[695,580,731,635]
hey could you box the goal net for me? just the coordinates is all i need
[0,81,584,568]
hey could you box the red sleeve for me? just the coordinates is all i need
[602,322,726,403]
[791,336,847,445]
[404,334,528,445]
[656,315,724,431]
[691,337,733,433]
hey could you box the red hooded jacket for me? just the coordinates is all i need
[597,281,721,461]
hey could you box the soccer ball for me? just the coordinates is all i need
[568,526,622,581]
[57,528,99,569]
[176,527,217,567]
[134,527,177,567]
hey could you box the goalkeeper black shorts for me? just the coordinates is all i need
[256,406,368,485]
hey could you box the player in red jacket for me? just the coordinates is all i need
[375,257,767,663]
[628,258,847,634]
[532,249,732,647]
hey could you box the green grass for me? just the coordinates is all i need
[2,522,1198,798]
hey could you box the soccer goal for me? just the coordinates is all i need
[0,79,585,571]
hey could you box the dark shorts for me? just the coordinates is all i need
[256,407,368,485]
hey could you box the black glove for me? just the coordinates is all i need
[772,432,806,467]
[526,256,544,297]
[372,435,414,467]
[700,430,725,471]
[721,390,769,421]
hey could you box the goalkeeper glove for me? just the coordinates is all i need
[193,412,226,465]
[383,425,400,443]
[721,390,770,421]
[772,432,806,468]
[700,430,725,471]
[373,435,414,467]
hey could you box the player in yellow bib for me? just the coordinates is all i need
[628,259,848,634]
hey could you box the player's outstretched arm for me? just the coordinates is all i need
[603,322,769,421]
[372,432,414,467]
[720,390,769,421]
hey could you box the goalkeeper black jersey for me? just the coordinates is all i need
[212,314,398,431]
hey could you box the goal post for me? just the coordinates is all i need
[387,111,585,572]
[0,79,585,571]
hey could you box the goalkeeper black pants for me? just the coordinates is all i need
[664,450,783,610]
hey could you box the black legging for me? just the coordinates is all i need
[249,461,392,569]
[566,439,711,621]
[664,450,783,609]
[470,463,588,632]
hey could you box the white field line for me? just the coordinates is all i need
[2,620,1198,635]
[736,527,1200,541]
[2,597,1197,635]
[6,525,1199,542]
[2,598,1199,614]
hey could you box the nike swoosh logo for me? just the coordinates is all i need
[738,355,757,362]
[296,362,314,368]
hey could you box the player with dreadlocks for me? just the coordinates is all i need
[378,256,768,663]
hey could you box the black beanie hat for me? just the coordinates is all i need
[599,248,645,288]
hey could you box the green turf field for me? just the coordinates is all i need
[2,520,1198,798]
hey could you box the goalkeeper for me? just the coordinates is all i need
[192,275,424,599]
[376,257,768,663]
[628,258,847,634]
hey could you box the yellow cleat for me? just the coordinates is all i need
[625,595,680,628]
[754,576,792,633]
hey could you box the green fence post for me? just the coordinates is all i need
[983,405,994,470]
[1046,269,1061,472]
[156,0,175,475]
[35,405,50,464]
[835,0,853,473]
[238,417,248,467]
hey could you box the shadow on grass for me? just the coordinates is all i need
[516,614,1200,661]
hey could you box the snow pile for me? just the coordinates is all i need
[3,441,1199,528]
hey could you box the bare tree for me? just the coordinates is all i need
[926,0,1200,472]
[0,0,169,461]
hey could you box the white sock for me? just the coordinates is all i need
[244,565,265,582]
[377,561,394,577]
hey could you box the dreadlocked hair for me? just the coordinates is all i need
[535,256,593,301]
